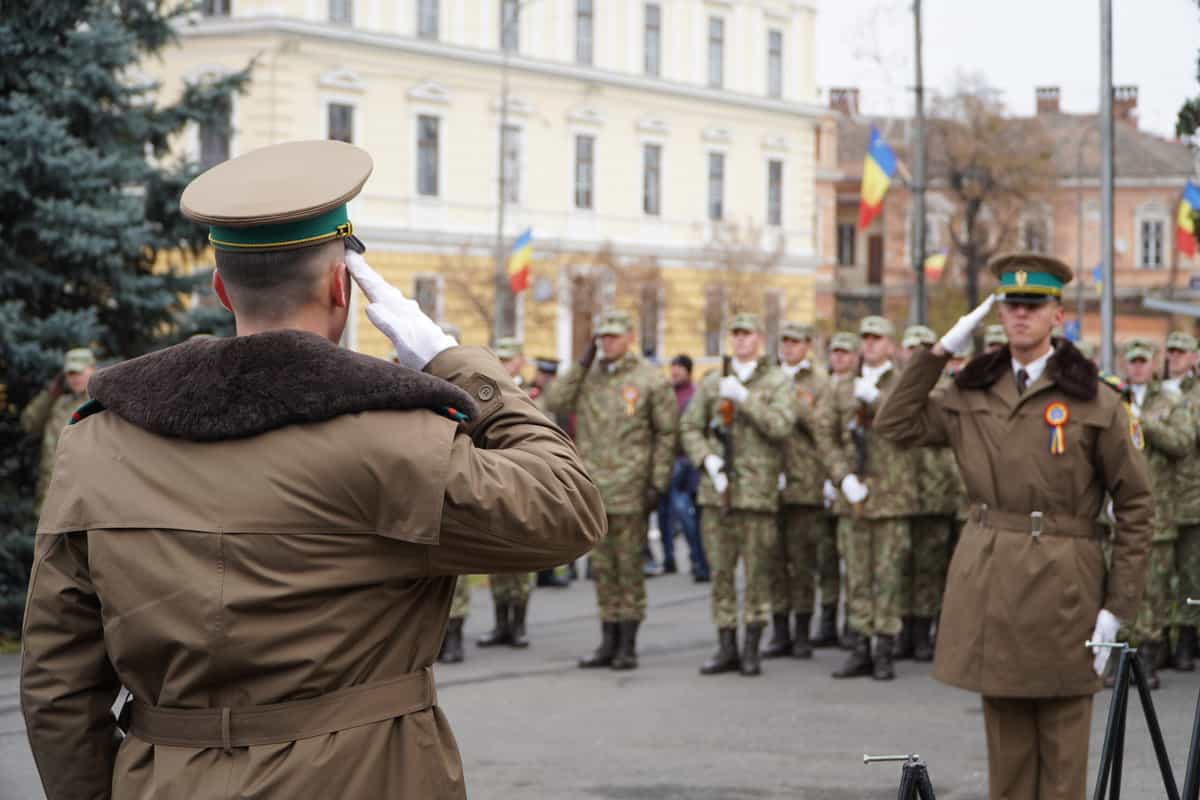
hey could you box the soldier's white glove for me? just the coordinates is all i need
[1129,402,1142,420]
[939,294,997,355]
[841,474,869,504]
[778,473,787,491]
[347,251,457,370]
[1091,609,1121,676]
[823,479,838,508]
[703,454,729,495]
[718,376,749,404]
[853,377,881,405]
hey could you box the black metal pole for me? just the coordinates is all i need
[896,760,917,800]
[1182,688,1200,800]
[1094,649,1132,800]
[1129,654,1182,799]
[1110,672,1127,800]
[914,763,937,800]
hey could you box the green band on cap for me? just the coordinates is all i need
[209,205,353,251]
[997,270,1063,296]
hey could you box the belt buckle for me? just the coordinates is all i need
[1030,511,1044,540]
[978,504,989,527]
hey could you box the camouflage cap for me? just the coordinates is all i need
[494,337,524,360]
[858,316,895,339]
[901,325,937,348]
[594,310,633,336]
[829,332,860,352]
[63,348,96,373]
[984,324,1009,347]
[1166,331,1198,352]
[779,321,815,341]
[1123,337,1155,362]
[727,312,764,334]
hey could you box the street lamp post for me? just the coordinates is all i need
[1075,125,1096,335]
[1099,0,1115,372]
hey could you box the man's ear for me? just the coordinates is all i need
[212,270,234,313]
[331,262,350,308]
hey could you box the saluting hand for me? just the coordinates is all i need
[347,251,457,370]
[937,294,998,356]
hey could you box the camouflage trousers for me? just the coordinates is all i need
[489,572,533,605]
[703,509,775,628]
[449,575,472,620]
[1178,525,1200,626]
[1133,541,1176,644]
[592,513,648,622]
[770,505,837,615]
[901,516,953,618]
[839,516,910,637]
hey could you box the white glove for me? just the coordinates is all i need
[822,479,838,508]
[346,251,457,370]
[938,294,997,355]
[1090,609,1121,676]
[1129,402,1142,420]
[853,377,881,405]
[718,376,749,404]
[778,473,787,491]
[703,454,729,495]
[841,474,869,504]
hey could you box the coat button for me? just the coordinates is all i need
[477,384,495,401]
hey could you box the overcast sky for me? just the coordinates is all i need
[815,0,1200,139]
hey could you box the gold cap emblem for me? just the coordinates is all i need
[1015,270,1028,287]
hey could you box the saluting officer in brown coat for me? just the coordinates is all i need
[876,253,1152,800]
[19,140,605,800]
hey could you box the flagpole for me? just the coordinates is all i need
[910,0,928,325]
[1099,0,1115,372]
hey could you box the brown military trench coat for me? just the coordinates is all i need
[21,332,605,800]
[875,341,1152,698]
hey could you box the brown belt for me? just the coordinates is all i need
[130,667,437,752]
[968,504,1098,540]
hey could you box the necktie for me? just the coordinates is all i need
[1016,369,1030,395]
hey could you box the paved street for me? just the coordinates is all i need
[3,567,1200,799]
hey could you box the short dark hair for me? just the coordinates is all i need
[670,354,693,373]
[215,240,344,320]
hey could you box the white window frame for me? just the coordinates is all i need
[412,111,446,200]
[707,149,727,222]
[766,158,784,228]
[495,121,525,207]
[412,273,445,322]
[573,133,597,212]
[706,16,725,89]
[767,28,783,99]
[1135,200,1170,270]
[329,0,353,25]
[417,0,439,40]
[643,3,662,77]
[324,99,357,144]
[576,0,594,66]
[642,141,663,217]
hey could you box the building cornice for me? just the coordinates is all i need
[180,17,827,121]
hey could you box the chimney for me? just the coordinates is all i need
[1035,86,1060,115]
[1113,85,1138,126]
[829,87,860,117]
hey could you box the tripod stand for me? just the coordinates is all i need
[864,754,936,800]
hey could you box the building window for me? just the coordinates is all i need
[199,110,231,170]
[327,103,354,144]
[837,222,856,266]
[501,124,521,204]
[414,276,441,320]
[767,30,783,99]
[704,285,726,357]
[329,0,353,24]
[708,152,724,221]
[707,17,724,88]
[418,0,438,39]
[767,160,783,227]
[639,284,660,359]
[644,4,661,77]
[201,0,231,15]
[576,0,594,66]
[1140,218,1166,269]
[500,0,519,52]
[643,143,661,216]
[574,135,595,210]
[1021,217,1049,254]
[417,115,440,197]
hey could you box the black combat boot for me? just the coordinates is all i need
[509,603,530,648]
[762,612,793,658]
[700,628,741,675]
[893,617,913,661]
[1158,627,1173,669]
[832,631,873,678]
[839,621,854,650]
[579,621,618,668]
[740,624,765,677]
[1176,626,1198,672]
[792,613,813,659]
[812,604,839,648]
[873,634,896,681]
[1138,641,1162,690]
[477,603,511,647]
[537,568,570,588]
[912,617,934,662]
[439,617,465,663]
[611,620,640,670]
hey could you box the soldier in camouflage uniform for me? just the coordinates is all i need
[764,322,833,659]
[825,332,861,649]
[478,338,537,649]
[1124,338,1196,688]
[547,311,677,671]
[816,316,919,681]
[21,348,96,515]
[439,576,472,663]
[1169,332,1200,670]
[681,313,796,677]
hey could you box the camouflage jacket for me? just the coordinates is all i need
[680,359,795,512]
[1138,381,1197,540]
[20,388,87,509]
[814,363,919,519]
[781,362,830,507]
[546,351,677,514]
[916,376,965,517]
[1173,375,1200,526]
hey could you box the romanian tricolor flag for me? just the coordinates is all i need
[858,126,897,230]
[507,228,532,294]
[923,251,947,282]
[1176,182,1200,258]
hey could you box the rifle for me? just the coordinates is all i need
[846,353,869,518]
[710,355,735,516]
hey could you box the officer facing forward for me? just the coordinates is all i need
[876,253,1152,800]
[20,140,605,800]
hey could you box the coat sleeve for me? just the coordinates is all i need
[737,376,796,443]
[20,390,53,436]
[543,362,587,415]
[1097,402,1155,622]
[421,347,606,575]
[874,348,953,448]
[680,376,716,468]
[1141,398,1194,459]
[649,374,678,494]
[814,385,851,484]
[20,532,121,800]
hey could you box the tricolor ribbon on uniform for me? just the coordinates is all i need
[1044,402,1069,456]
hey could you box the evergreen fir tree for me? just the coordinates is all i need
[0,1,250,633]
